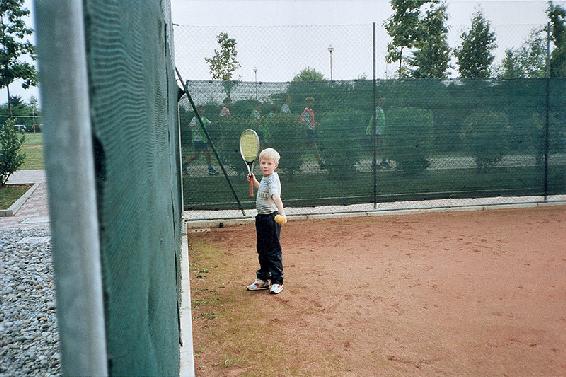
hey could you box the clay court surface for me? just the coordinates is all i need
[188,205,566,377]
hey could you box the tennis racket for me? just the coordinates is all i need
[239,129,260,198]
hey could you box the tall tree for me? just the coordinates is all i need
[497,28,546,79]
[409,2,451,78]
[548,2,566,77]
[454,10,497,79]
[384,0,424,78]
[292,67,325,82]
[287,67,326,113]
[498,50,523,79]
[0,0,37,114]
[205,32,240,100]
[0,95,36,128]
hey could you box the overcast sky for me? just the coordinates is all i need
[171,0,556,84]
[3,0,564,103]
[171,0,552,26]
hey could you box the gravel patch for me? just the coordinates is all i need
[1,226,61,376]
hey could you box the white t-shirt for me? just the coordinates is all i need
[256,172,281,214]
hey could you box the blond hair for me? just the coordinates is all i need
[259,148,280,164]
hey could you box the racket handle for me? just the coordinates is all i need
[248,178,254,198]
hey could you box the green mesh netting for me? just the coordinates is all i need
[180,79,566,210]
[85,0,181,374]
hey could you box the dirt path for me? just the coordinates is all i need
[188,205,566,377]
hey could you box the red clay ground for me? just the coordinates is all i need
[188,205,566,377]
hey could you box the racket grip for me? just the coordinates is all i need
[248,178,254,198]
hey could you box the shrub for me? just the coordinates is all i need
[318,110,366,179]
[230,99,260,117]
[0,118,26,186]
[547,112,565,154]
[522,111,563,165]
[213,115,255,175]
[383,107,433,175]
[461,111,510,171]
[264,113,305,176]
[212,111,308,178]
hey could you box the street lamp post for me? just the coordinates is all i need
[328,45,334,81]
[253,67,258,100]
[30,97,37,133]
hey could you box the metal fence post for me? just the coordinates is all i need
[34,1,108,375]
[372,22,377,209]
[544,22,551,201]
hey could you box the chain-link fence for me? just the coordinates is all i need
[174,11,566,216]
[0,114,42,132]
[173,19,555,83]
[178,79,565,212]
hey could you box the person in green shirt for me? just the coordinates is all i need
[185,106,218,175]
[366,96,390,168]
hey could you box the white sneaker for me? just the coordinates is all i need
[270,283,283,294]
[247,279,269,291]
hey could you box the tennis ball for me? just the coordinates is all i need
[274,214,287,225]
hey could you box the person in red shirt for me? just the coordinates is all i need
[299,96,325,169]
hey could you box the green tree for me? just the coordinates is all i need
[8,94,23,107]
[0,117,25,186]
[0,0,37,115]
[454,10,497,79]
[548,2,566,77]
[409,2,451,78]
[498,50,522,79]
[0,95,34,127]
[498,28,546,79]
[205,32,240,100]
[384,0,424,78]
[291,67,325,82]
[288,68,326,109]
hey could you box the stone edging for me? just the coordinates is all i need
[185,200,566,230]
[0,183,38,217]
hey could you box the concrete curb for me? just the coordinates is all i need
[179,230,196,377]
[185,200,566,230]
[0,183,38,217]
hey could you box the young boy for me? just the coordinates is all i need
[246,148,286,294]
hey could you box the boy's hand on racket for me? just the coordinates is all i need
[274,214,287,225]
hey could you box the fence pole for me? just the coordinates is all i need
[544,22,551,201]
[372,22,377,209]
[34,1,108,375]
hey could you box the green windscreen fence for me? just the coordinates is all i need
[85,0,181,375]
[180,79,566,210]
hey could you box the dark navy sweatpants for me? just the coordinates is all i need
[255,213,283,285]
